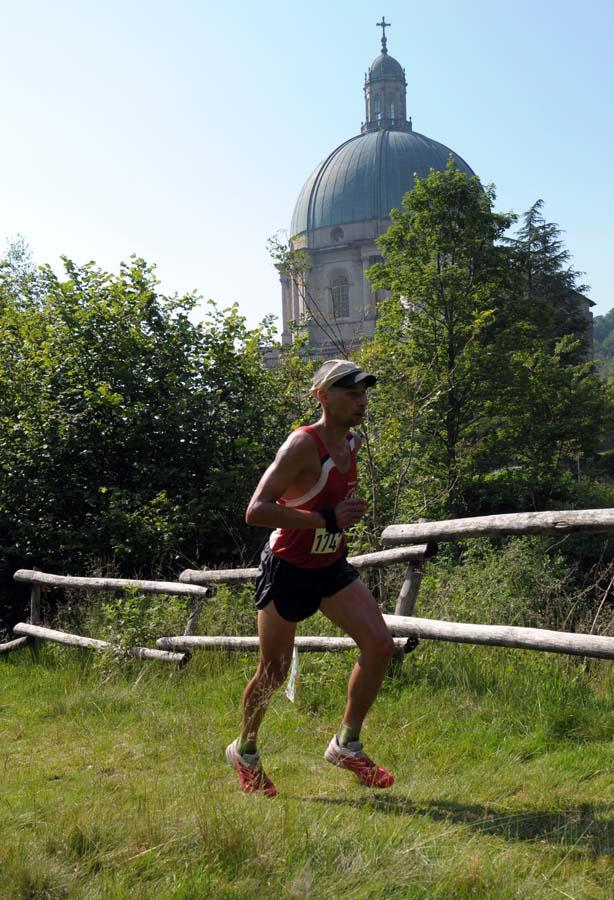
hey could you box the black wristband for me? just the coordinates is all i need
[321,508,341,534]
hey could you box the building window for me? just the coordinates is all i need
[331,274,350,319]
[373,95,381,122]
[330,226,344,243]
[389,101,395,120]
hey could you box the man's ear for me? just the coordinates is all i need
[315,387,328,407]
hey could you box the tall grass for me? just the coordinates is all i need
[1,638,612,898]
[1,540,612,898]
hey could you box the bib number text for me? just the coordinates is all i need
[311,528,342,555]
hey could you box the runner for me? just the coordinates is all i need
[226,359,395,796]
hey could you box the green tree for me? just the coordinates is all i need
[509,199,591,361]
[0,254,286,588]
[362,161,607,528]
[593,307,614,380]
[364,159,515,520]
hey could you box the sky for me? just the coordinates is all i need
[2,0,613,333]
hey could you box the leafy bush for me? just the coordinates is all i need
[0,254,289,588]
[98,589,190,651]
[420,537,576,629]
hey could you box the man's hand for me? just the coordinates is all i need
[334,497,367,529]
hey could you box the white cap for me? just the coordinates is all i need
[310,359,377,393]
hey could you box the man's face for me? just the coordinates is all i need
[321,383,369,427]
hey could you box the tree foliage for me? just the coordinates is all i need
[0,252,287,584]
[361,161,608,529]
[593,307,614,380]
[509,199,591,361]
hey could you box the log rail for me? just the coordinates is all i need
[157,625,614,660]
[178,544,429,585]
[14,623,186,664]
[382,509,614,546]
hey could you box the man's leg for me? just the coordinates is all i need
[241,600,297,745]
[227,600,296,797]
[320,579,396,787]
[320,579,395,733]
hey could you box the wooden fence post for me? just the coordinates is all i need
[390,561,424,674]
[390,557,424,675]
[184,580,208,637]
[390,522,429,674]
[394,561,425,617]
[29,584,42,658]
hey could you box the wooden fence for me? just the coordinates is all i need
[3,573,212,665]
[2,545,428,664]
[3,509,614,663]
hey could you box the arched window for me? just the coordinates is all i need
[330,226,344,243]
[331,274,350,319]
[373,95,381,122]
[389,100,395,120]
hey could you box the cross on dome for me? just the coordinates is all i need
[376,16,390,52]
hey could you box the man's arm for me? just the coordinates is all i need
[245,431,325,529]
[245,431,366,530]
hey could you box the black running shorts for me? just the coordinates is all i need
[254,542,360,623]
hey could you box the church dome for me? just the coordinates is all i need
[291,129,475,237]
[368,52,405,81]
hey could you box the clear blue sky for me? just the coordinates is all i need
[2,0,613,331]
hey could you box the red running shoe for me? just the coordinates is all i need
[225,739,277,797]
[324,735,394,788]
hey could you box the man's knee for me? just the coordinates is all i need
[364,631,395,664]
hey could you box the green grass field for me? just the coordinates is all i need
[1,637,612,899]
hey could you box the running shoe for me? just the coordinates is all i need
[324,735,394,788]
[225,738,277,797]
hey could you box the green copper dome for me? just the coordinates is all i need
[291,129,475,237]
[368,52,405,81]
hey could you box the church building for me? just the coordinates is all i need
[280,20,475,355]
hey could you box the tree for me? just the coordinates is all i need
[361,161,607,528]
[364,159,515,520]
[509,199,591,362]
[0,254,287,588]
[0,236,49,307]
[593,307,614,380]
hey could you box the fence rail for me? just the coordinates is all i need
[382,509,614,546]
[157,635,409,653]
[381,614,614,660]
[14,623,186,663]
[178,544,429,585]
[0,636,29,655]
[156,615,614,661]
[13,570,209,596]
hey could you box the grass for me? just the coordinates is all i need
[1,638,612,899]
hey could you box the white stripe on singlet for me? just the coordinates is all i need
[283,457,335,508]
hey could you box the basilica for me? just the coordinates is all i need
[280,21,475,355]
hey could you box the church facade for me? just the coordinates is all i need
[280,23,475,356]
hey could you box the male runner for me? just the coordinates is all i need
[226,359,395,796]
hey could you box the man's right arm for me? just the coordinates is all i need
[245,432,367,531]
[245,432,326,530]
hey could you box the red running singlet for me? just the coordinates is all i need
[269,425,358,569]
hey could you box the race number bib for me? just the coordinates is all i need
[311,528,343,555]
